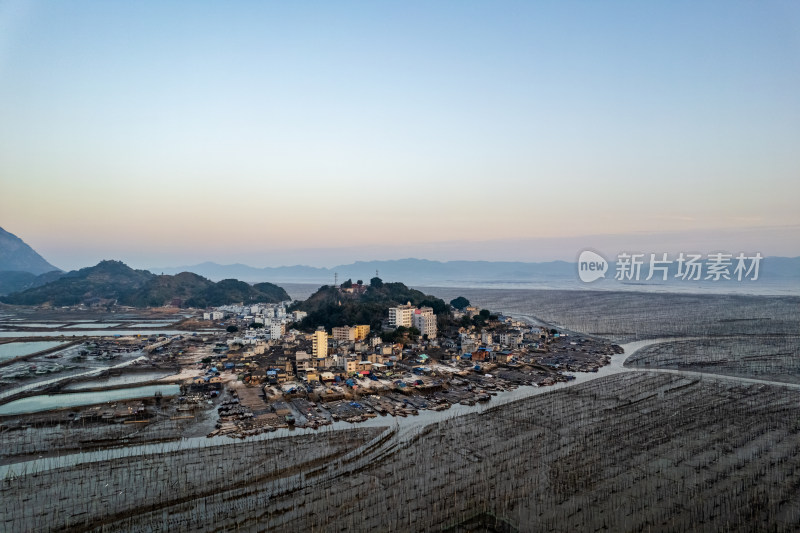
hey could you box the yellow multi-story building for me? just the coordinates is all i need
[354,324,370,340]
[331,324,371,341]
[312,328,328,358]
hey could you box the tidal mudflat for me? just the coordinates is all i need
[2,289,799,531]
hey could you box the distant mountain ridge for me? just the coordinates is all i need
[152,257,800,288]
[0,226,60,275]
[153,258,578,284]
[0,270,64,296]
[0,226,63,295]
[1,260,290,307]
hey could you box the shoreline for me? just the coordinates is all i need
[0,336,663,477]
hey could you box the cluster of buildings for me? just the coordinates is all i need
[202,302,306,342]
[193,299,580,397]
[197,307,555,391]
[205,301,443,385]
[388,303,437,339]
[143,298,617,437]
[445,318,546,358]
[200,326,400,388]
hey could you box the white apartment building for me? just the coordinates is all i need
[388,303,415,328]
[412,311,437,339]
[499,331,523,347]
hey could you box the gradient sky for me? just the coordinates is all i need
[1,1,799,270]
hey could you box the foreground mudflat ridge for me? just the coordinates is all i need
[1,428,385,532]
[3,371,799,532]
[626,335,800,384]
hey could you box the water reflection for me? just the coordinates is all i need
[0,341,67,361]
[0,384,180,415]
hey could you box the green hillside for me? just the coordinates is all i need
[184,279,290,307]
[1,260,289,307]
[291,277,447,331]
[0,270,65,296]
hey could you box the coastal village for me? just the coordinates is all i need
[0,280,620,442]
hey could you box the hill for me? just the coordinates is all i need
[0,260,289,307]
[291,277,447,331]
[182,279,290,308]
[122,271,212,307]
[0,226,60,275]
[1,260,151,306]
[0,270,65,296]
[0,227,62,294]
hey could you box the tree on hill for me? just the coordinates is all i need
[370,277,383,288]
[183,279,289,307]
[421,298,449,316]
[450,296,470,309]
[382,325,422,345]
[251,282,290,302]
[124,272,212,307]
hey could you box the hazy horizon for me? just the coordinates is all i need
[3,222,798,272]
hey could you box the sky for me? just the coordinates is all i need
[1,1,799,270]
